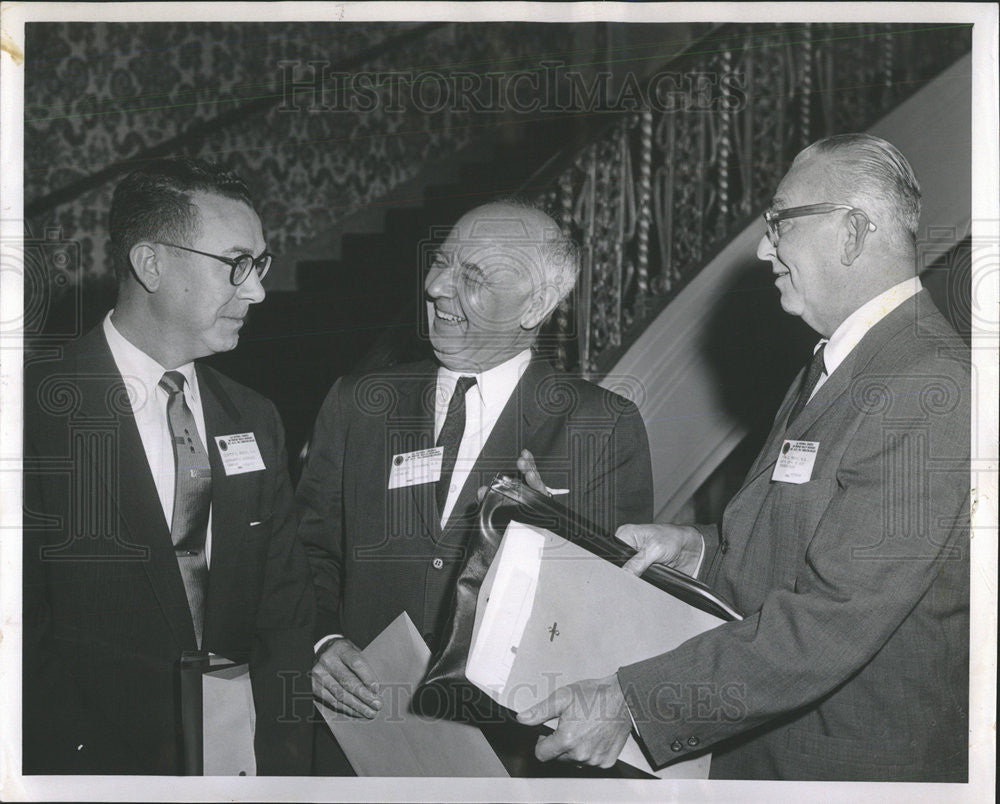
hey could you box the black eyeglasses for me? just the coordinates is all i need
[763,203,877,247]
[155,242,272,286]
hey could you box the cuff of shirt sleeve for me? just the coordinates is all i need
[314,634,343,655]
[617,672,638,733]
[691,532,707,578]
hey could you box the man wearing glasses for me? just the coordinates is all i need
[517,134,970,781]
[23,157,314,774]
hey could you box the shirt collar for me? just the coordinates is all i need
[103,311,199,405]
[437,349,534,411]
[820,276,923,378]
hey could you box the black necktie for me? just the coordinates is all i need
[787,343,827,425]
[159,370,211,647]
[436,375,477,515]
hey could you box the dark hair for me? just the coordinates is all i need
[108,156,254,282]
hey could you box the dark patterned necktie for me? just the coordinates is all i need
[159,370,211,647]
[436,375,477,515]
[787,342,827,425]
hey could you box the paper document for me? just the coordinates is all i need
[467,521,728,779]
[202,657,255,776]
[315,612,509,777]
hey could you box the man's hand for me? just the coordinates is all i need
[515,675,632,768]
[616,523,704,577]
[476,450,551,503]
[517,448,550,497]
[311,638,381,719]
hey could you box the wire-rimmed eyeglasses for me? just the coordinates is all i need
[763,203,877,247]
[155,242,272,286]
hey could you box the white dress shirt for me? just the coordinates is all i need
[806,276,923,402]
[435,349,534,526]
[103,312,213,566]
[314,349,535,654]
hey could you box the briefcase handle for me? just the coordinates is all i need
[478,474,741,622]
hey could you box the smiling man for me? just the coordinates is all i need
[23,157,315,774]
[297,200,653,775]
[516,134,971,781]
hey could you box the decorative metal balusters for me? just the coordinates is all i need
[531,22,971,375]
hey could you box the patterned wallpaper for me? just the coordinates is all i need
[24,21,577,286]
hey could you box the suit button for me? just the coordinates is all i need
[432,557,444,570]
[423,632,435,644]
[687,736,700,747]
[720,538,729,555]
[670,740,683,752]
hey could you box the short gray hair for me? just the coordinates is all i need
[800,133,921,247]
[490,196,580,302]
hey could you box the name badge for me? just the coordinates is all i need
[387,447,443,489]
[771,439,819,484]
[214,432,266,475]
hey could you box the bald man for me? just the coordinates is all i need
[516,135,970,782]
[296,201,653,775]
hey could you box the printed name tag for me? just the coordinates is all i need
[387,447,443,489]
[771,439,819,484]
[214,432,266,475]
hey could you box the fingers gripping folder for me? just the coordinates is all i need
[415,474,741,776]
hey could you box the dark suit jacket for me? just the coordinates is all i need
[296,357,653,652]
[618,290,970,781]
[22,324,315,775]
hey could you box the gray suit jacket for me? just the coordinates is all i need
[297,356,654,651]
[618,290,969,781]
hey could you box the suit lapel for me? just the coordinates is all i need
[741,291,926,486]
[743,368,805,482]
[77,329,198,650]
[398,373,440,543]
[197,366,257,649]
[783,349,859,440]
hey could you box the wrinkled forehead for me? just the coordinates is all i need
[771,153,835,210]
[442,207,552,274]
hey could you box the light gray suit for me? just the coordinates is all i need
[618,290,969,781]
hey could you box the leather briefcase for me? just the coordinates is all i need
[413,474,739,720]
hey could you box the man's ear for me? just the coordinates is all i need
[129,243,161,292]
[521,283,561,330]
[840,211,872,266]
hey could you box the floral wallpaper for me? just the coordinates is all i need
[24,21,576,285]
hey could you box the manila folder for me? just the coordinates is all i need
[315,612,509,777]
[467,521,727,779]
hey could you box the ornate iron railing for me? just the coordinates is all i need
[529,22,971,375]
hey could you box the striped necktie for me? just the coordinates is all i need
[159,370,211,647]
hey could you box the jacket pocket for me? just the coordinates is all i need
[783,726,918,773]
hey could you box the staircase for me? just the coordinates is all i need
[25,21,974,502]
[206,116,579,453]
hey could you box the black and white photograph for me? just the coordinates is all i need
[1,2,996,802]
